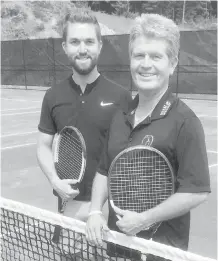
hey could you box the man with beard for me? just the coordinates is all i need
[37,10,131,237]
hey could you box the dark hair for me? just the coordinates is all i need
[62,10,101,42]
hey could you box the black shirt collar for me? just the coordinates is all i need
[68,74,101,95]
[126,88,178,124]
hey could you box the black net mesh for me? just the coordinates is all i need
[0,198,215,261]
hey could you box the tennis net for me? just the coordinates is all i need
[0,197,216,261]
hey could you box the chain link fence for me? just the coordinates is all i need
[1,30,217,97]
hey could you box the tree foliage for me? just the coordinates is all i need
[88,1,217,21]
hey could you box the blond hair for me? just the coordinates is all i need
[129,14,180,62]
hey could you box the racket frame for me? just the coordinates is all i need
[108,145,175,232]
[53,126,87,183]
[52,126,86,243]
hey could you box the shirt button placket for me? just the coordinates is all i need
[79,93,85,104]
[129,135,133,144]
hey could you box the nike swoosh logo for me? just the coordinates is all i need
[100,101,114,106]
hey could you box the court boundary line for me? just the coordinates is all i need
[1,98,41,102]
[1,131,38,138]
[2,111,41,116]
[1,143,217,170]
[0,107,40,112]
[1,143,37,150]
[1,141,217,156]
[198,114,218,118]
[209,163,218,168]
[207,150,217,154]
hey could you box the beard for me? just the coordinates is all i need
[70,55,98,75]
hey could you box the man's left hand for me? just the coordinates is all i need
[114,206,151,236]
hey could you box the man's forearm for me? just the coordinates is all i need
[89,172,108,213]
[37,145,60,186]
[143,192,209,226]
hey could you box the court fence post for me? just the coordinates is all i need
[22,40,27,90]
[175,51,180,97]
[52,38,56,86]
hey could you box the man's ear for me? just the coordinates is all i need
[98,40,103,55]
[62,42,66,54]
[170,57,178,75]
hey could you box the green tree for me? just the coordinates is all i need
[111,1,130,15]
[209,0,217,17]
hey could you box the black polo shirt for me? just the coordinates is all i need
[38,74,132,201]
[98,88,211,251]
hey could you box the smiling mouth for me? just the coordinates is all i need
[139,73,156,78]
[77,56,90,60]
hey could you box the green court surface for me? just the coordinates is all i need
[1,88,217,259]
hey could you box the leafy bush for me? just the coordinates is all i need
[122,11,139,19]
[70,1,89,9]
[35,22,45,32]
[111,1,130,16]
[1,4,22,18]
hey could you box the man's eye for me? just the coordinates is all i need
[86,40,94,45]
[134,54,144,58]
[152,55,161,60]
[70,40,79,45]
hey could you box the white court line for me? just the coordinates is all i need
[1,111,40,116]
[198,114,218,118]
[1,143,37,150]
[0,107,40,112]
[207,150,218,154]
[209,163,218,168]
[1,131,38,138]
[1,98,41,102]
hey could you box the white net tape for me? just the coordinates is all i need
[0,197,216,261]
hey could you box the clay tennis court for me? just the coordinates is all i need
[1,88,217,259]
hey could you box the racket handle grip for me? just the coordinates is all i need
[60,199,67,213]
[116,214,121,220]
[70,183,79,190]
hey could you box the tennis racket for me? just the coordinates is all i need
[108,145,174,238]
[52,126,86,243]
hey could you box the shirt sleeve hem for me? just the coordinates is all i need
[97,168,108,177]
[177,186,211,193]
[38,126,56,135]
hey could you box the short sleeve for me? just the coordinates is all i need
[97,89,132,176]
[97,130,110,176]
[38,91,56,135]
[176,116,211,193]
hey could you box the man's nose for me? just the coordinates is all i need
[141,55,152,68]
[78,42,87,54]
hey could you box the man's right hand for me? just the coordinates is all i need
[85,213,109,247]
[52,179,79,200]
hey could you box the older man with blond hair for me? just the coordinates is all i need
[86,13,211,261]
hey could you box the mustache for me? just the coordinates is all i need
[76,55,91,59]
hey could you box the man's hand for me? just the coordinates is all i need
[114,206,151,236]
[86,213,110,247]
[52,179,79,200]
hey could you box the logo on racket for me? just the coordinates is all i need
[142,135,154,146]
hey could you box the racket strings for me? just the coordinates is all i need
[56,131,83,180]
[110,150,173,213]
[58,142,82,171]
